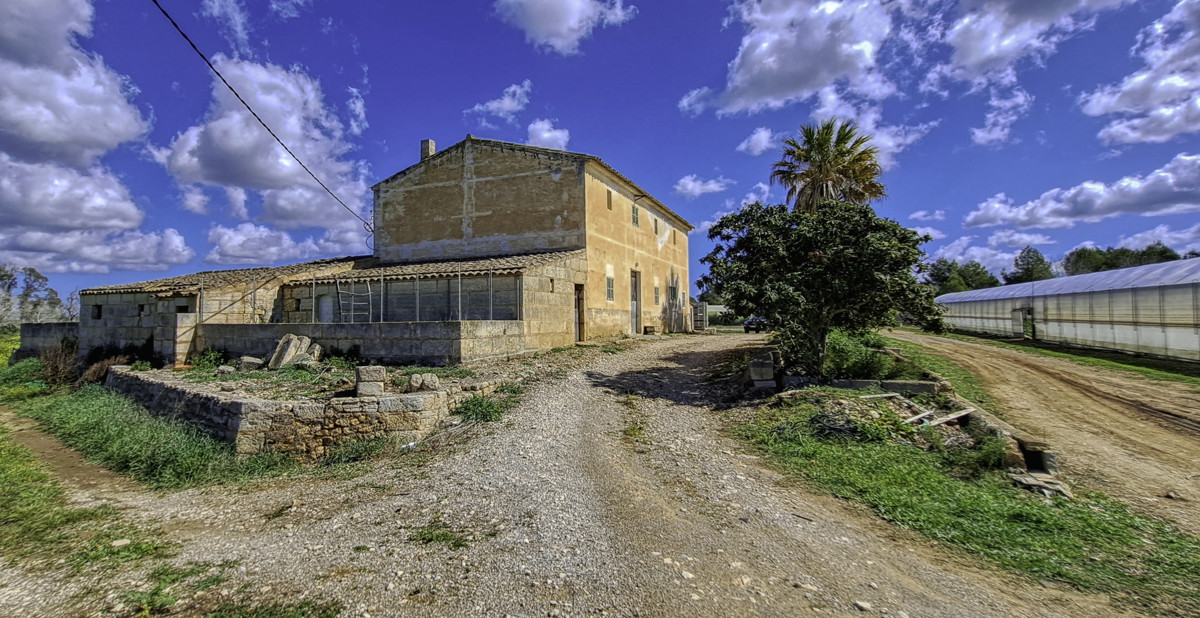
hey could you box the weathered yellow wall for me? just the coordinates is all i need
[374,139,588,262]
[582,165,690,338]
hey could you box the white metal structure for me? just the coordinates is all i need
[936,258,1200,362]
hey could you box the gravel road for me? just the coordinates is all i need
[1,334,1136,617]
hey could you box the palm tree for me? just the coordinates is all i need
[770,118,886,213]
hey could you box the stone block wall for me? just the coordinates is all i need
[105,366,507,459]
[520,252,588,348]
[13,322,78,363]
[194,321,534,366]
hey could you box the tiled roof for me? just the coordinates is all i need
[301,249,585,284]
[81,256,370,295]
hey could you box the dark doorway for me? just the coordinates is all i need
[574,284,585,342]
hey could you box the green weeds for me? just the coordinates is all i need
[882,337,996,412]
[12,385,297,489]
[741,396,1200,614]
[458,383,523,422]
[205,601,343,618]
[390,365,475,380]
[411,518,469,550]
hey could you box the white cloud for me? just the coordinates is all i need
[971,84,1034,145]
[346,86,368,136]
[0,0,192,274]
[692,203,738,235]
[678,87,712,117]
[987,229,1056,248]
[269,0,310,19]
[495,0,636,55]
[717,0,895,114]
[202,0,254,57]
[0,0,146,167]
[182,187,209,215]
[1081,0,1200,144]
[736,127,777,156]
[526,118,570,150]
[910,226,947,240]
[909,209,946,221]
[205,222,317,265]
[810,87,938,168]
[1117,222,1200,252]
[964,152,1200,228]
[674,174,734,200]
[152,55,370,255]
[741,182,771,205]
[933,235,1018,274]
[465,79,532,126]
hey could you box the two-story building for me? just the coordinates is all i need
[21,136,693,367]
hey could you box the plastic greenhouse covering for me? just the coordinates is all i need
[935,257,1200,304]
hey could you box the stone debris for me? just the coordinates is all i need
[237,356,265,371]
[216,365,235,375]
[1009,471,1074,500]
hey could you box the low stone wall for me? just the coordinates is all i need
[104,366,507,459]
[194,321,533,366]
[13,322,78,363]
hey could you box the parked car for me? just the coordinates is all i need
[744,316,768,333]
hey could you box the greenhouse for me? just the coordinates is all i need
[935,258,1200,362]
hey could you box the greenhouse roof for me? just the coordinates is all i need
[935,257,1200,303]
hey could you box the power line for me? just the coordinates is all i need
[149,0,373,236]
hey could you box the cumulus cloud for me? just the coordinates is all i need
[1081,0,1200,144]
[0,0,195,273]
[910,209,946,221]
[964,152,1200,228]
[736,127,777,156]
[0,0,146,167]
[152,55,370,255]
[810,87,937,168]
[182,187,209,215]
[741,182,771,205]
[202,0,254,57]
[988,229,1056,248]
[495,0,636,55]
[678,87,713,117]
[933,235,1018,274]
[675,174,734,200]
[1117,222,1200,252]
[465,79,532,127]
[716,0,895,114]
[205,222,318,265]
[910,226,947,240]
[526,118,570,150]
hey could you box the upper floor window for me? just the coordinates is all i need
[654,286,660,305]
[606,277,615,301]
[632,204,640,227]
[653,218,659,234]
[607,189,613,210]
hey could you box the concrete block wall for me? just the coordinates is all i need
[12,322,79,363]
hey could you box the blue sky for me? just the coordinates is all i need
[2,0,1199,298]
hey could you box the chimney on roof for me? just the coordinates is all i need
[420,139,436,160]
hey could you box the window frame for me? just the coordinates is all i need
[606,277,615,301]
[632,204,640,227]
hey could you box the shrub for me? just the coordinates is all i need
[130,360,151,371]
[822,329,891,380]
[190,348,226,371]
[77,356,130,386]
[39,341,78,386]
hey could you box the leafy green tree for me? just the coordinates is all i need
[696,289,725,305]
[770,119,886,213]
[1002,246,1055,284]
[699,201,942,378]
[1063,241,1181,275]
[959,261,1000,289]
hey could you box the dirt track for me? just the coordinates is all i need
[1,334,1140,617]
[889,331,1200,535]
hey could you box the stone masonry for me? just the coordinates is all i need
[104,366,508,460]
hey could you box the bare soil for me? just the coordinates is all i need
[0,334,1152,617]
[889,331,1200,535]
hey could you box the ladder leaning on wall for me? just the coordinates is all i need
[335,275,373,323]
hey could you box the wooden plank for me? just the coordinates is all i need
[929,408,976,427]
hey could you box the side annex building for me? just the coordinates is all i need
[18,137,694,367]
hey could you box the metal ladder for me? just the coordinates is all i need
[335,276,373,323]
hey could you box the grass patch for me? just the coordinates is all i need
[741,399,1200,614]
[411,518,469,550]
[621,419,647,442]
[0,358,51,402]
[457,383,523,422]
[936,331,1200,388]
[0,331,18,366]
[12,385,297,490]
[0,424,169,569]
[883,337,996,413]
[205,601,343,618]
[390,365,475,380]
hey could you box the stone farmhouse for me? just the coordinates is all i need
[19,137,693,367]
